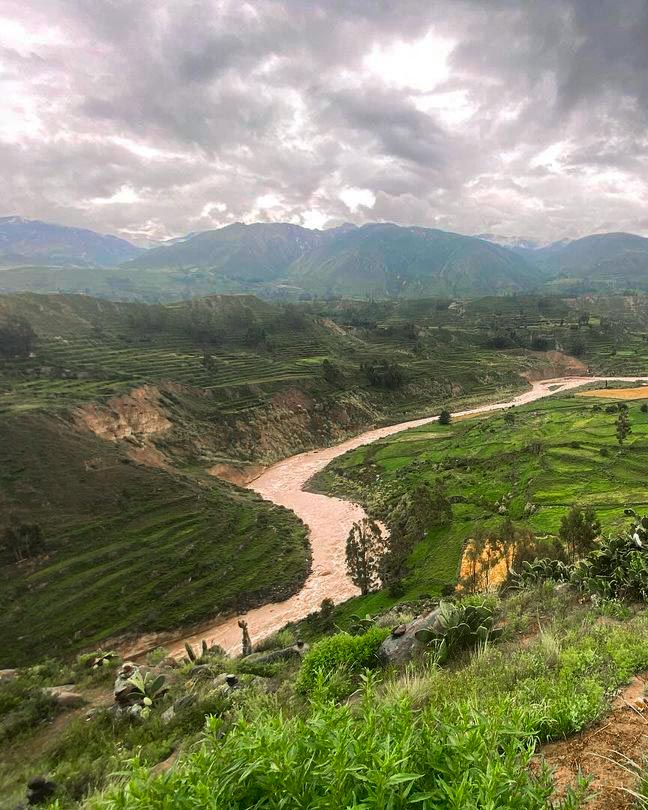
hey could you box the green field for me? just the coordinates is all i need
[313,389,648,603]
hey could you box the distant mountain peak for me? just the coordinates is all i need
[0,216,143,267]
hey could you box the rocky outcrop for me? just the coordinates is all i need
[377,609,443,666]
[73,385,171,442]
[522,351,587,382]
[42,686,85,708]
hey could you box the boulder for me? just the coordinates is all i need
[0,668,19,683]
[113,662,141,706]
[27,776,57,806]
[42,686,85,708]
[377,609,443,666]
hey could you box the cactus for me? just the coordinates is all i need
[184,639,223,664]
[91,651,118,669]
[511,558,571,587]
[414,601,500,662]
[126,670,167,718]
[348,613,375,636]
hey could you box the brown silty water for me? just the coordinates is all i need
[163,376,648,658]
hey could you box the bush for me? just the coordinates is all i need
[296,627,389,693]
[572,512,648,600]
[0,680,58,743]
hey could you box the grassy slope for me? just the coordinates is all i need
[0,292,541,667]
[313,390,648,606]
[0,411,309,665]
[73,588,648,809]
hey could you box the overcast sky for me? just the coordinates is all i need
[2,0,647,244]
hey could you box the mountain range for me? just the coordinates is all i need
[0,216,143,267]
[2,216,648,300]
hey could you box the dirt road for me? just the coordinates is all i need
[166,376,648,657]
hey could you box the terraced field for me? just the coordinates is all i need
[314,386,648,613]
[3,291,648,664]
[0,409,310,665]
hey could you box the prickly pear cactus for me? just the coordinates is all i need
[414,601,500,662]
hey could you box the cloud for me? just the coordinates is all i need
[1,0,647,243]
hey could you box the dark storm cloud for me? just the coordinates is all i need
[1,0,647,242]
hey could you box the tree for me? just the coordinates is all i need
[641,403,648,414]
[558,504,601,562]
[345,518,387,595]
[0,315,36,358]
[3,522,45,562]
[503,410,516,426]
[438,409,451,425]
[361,359,403,389]
[322,359,343,386]
[385,480,452,583]
[616,410,632,445]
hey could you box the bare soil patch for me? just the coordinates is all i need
[540,674,648,810]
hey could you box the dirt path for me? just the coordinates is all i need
[540,674,648,809]
[158,375,648,658]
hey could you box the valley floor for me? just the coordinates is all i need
[136,375,648,661]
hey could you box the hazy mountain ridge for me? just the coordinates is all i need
[3,218,648,299]
[124,221,539,298]
[0,216,143,268]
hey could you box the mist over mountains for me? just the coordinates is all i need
[2,216,648,300]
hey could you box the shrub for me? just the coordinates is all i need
[572,511,648,600]
[296,627,389,693]
[0,680,58,743]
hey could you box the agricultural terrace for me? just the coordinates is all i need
[312,389,648,616]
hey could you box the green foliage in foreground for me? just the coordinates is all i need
[87,597,648,810]
[296,626,389,694]
[414,601,500,662]
[514,511,648,603]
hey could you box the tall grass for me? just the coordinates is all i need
[87,612,648,809]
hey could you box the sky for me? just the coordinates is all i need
[1,0,647,245]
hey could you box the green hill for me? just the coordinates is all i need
[286,223,539,298]
[527,232,648,292]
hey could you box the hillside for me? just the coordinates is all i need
[3,291,648,664]
[0,217,142,268]
[123,222,328,278]
[0,292,539,665]
[286,223,539,298]
[5,391,648,807]
[312,389,648,606]
[4,220,648,300]
[0,221,541,301]
[524,232,648,292]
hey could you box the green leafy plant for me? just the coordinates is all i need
[296,627,389,694]
[571,511,648,600]
[414,601,501,662]
[126,671,167,718]
[347,613,376,635]
[512,558,572,587]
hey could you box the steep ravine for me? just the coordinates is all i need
[153,375,648,659]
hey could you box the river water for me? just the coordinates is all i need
[166,375,648,657]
